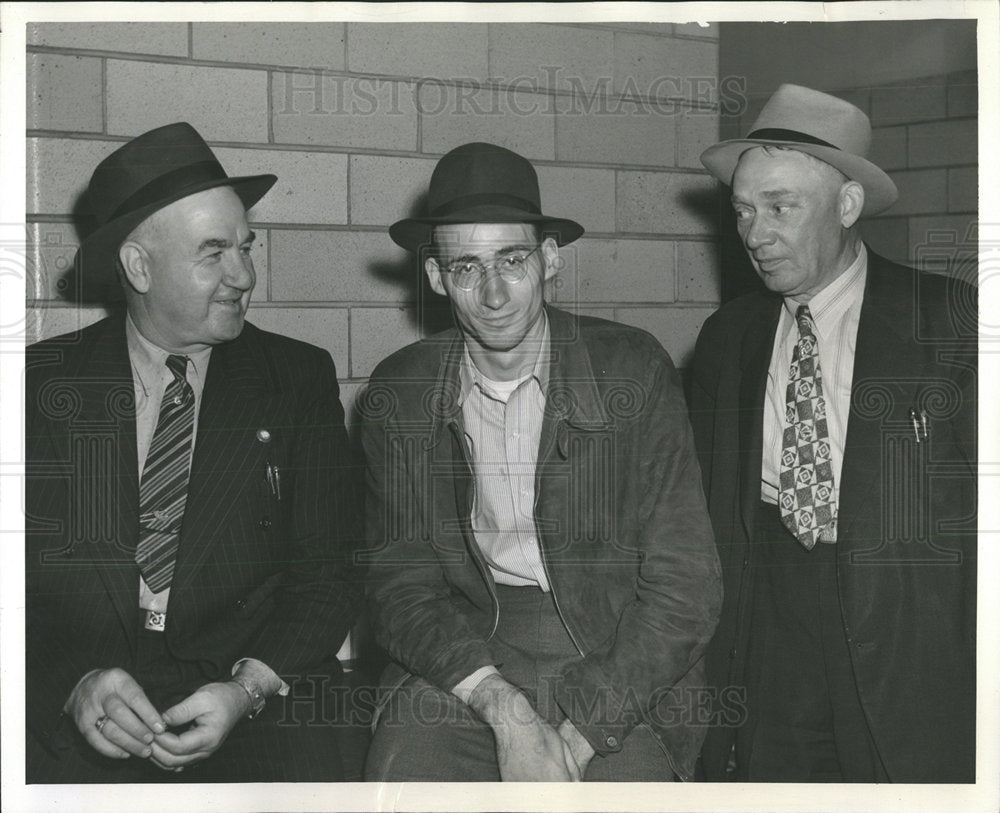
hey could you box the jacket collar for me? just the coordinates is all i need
[430,305,608,442]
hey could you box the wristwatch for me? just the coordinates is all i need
[230,675,266,719]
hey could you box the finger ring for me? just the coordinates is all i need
[94,715,109,732]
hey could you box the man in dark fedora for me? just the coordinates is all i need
[25,122,363,782]
[690,84,977,781]
[360,142,721,782]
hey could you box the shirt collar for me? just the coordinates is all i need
[125,312,212,381]
[458,312,551,406]
[782,243,868,334]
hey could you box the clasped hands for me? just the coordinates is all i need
[65,667,253,772]
[467,673,597,782]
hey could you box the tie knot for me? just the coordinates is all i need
[795,305,816,336]
[166,354,189,381]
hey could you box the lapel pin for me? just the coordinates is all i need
[256,428,271,443]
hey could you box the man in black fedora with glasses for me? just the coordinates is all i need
[690,84,977,782]
[360,142,721,782]
[25,122,362,782]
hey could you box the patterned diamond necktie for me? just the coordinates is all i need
[136,354,194,592]
[778,305,837,549]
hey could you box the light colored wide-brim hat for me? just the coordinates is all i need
[700,83,898,216]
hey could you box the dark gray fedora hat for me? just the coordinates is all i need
[389,142,584,252]
[73,122,277,292]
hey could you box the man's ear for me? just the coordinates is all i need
[424,256,447,297]
[540,236,560,283]
[118,241,152,294]
[839,181,865,229]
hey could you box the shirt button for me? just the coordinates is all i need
[259,517,272,529]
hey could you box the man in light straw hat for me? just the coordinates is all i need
[361,142,721,781]
[26,123,363,782]
[691,84,976,782]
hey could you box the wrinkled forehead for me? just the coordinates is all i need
[431,222,540,256]
[733,145,844,191]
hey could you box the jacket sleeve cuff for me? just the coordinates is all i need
[552,677,636,757]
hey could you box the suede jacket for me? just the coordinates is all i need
[361,306,722,780]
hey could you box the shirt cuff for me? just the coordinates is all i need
[231,658,289,697]
[452,665,500,704]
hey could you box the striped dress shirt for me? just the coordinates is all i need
[760,244,868,542]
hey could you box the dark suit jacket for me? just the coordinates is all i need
[25,314,362,772]
[689,251,977,782]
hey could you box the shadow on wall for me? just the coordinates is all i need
[366,188,455,338]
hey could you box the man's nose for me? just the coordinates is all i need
[479,269,509,310]
[743,215,772,250]
[223,249,255,290]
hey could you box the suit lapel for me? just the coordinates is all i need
[171,329,287,593]
[737,298,781,540]
[838,256,922,545]
[62,315,142,645]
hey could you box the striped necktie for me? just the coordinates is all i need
[136,354,194,592]
[778,305,837,549]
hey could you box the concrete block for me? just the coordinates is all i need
[617,171,720,236]
[350,307,422,378]
[554,237,674,305]
[192,22,346,69]
[488,24,613,93]
[214,147,347,225]
[535,165,616,233]
[27,222,83,302]
[613,305,714,369]
[106,60,268,142]
[674,22,719,39]
[868,125,907,172]
[947,70,977,117]
[350,155,436,226]
[612,33,717,102]
[273,72,417,151]
[870,80,946,127]
[28,137,118,215]
[419,83,554,160]
[908,118,976,168]
[908,214,977,270]
[246,305,349,373]
[348,23,488,80]
[857,217,909,266]
[269,229,413,303]
[948,166,977,213]
[677,108,719,168]
[27,304,109,345]
[28,53,103,133]
[676,240,722,304]
[554,94,676,167]
[27,22,188,56]
[883,169,947,216]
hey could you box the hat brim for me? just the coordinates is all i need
[701,139,898,216]
[389,204,584,252]
[73,173,278,297]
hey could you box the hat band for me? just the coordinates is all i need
[431,192,541,218]
[746,128,839,151]
[109,160,229,223]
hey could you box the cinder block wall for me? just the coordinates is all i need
[27,21,722,418]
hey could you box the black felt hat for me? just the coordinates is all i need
[73,122,277,290]
[389,142,584,251]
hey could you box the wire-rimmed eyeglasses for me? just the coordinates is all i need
[438,245,543,291]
